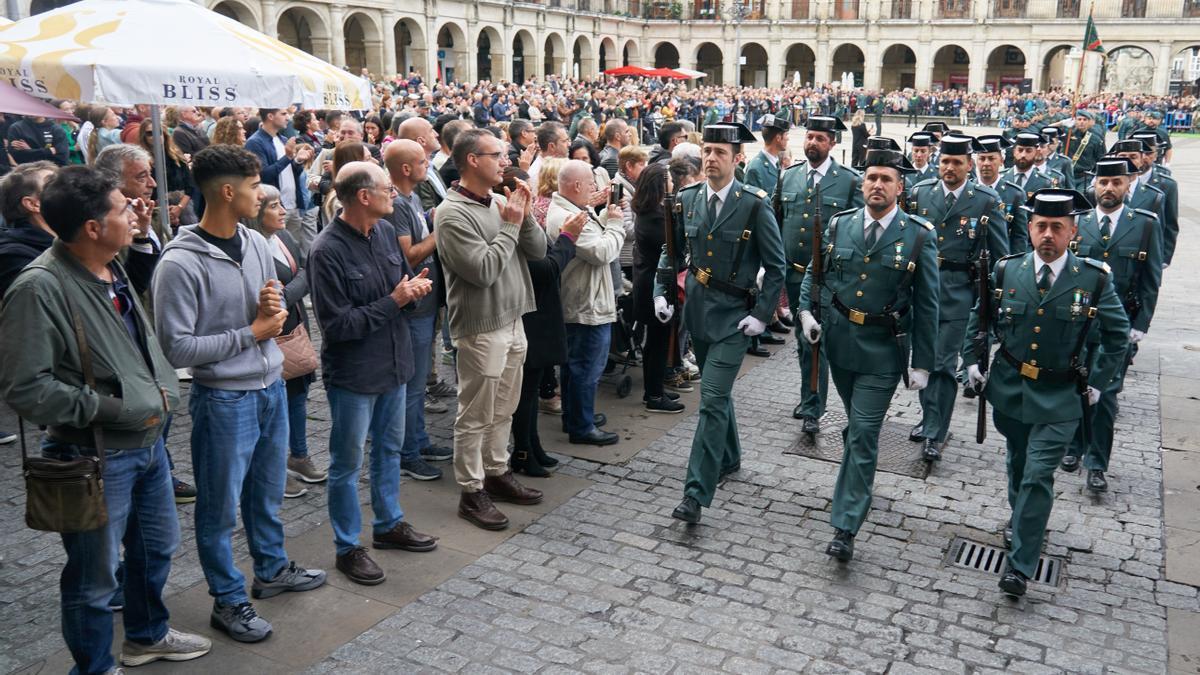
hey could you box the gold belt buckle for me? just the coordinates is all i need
[694,268,711,285]
[1020,362,1040,380]
[791,263,806,274]
[849,309,866,325]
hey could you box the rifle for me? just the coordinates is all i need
[661,188,681,365]
[808,180,823,393]
[972,246,992,444]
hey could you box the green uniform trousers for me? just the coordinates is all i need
[918,318,968,443]
[684,333,749,507]
[993,410,1078,579]
[1064,342,1133,472]
[829,367,901,534]
[786,278,829,420]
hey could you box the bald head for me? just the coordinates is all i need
[398,116,439,159]
[558,159,595,207]
[334,161,389,209]
[384,138,429,187]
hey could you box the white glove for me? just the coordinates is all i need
[799,310,822,345]
[653,296,674,324]
[907,368,929,391]
[1086,386,1101,406]
[1129,328,1145,344]
[737,315,767,337]
[966,364,987,391]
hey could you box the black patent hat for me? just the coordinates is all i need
[1022,188,1092,217]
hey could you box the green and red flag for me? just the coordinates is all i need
[1083,11,1105,53]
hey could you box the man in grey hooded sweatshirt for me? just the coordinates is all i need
[152,145,326,644]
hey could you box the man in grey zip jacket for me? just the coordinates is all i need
[152,145,325,644]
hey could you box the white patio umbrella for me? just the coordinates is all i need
[673,68,707,79]
[0,0,371,230]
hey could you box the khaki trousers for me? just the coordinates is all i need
[452,319,527,491]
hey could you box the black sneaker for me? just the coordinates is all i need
[400,457,442,481]
[420,445,453,462]
[0,428,16,444]
[210,601,272,643]
[645,396,685,414]
[173,478,197,505]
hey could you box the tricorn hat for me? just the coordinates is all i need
[1093,157,1138,177]
[760,114,791,132]
[702,123,756,145]
[975,134,1012,154]
[939,134,978,156]
[1022,188,1092,217]
[922,121,950,135]
[908,132,936,147]
[805,115,848,134]
[1109,139,1149,154]
[862,148,917,174]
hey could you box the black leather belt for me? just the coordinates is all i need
[937,258,974,272]
[688,265,757,305]
[830,294,907,327]
[998,347,1076,383]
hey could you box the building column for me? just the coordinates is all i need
[329,4,347,68]
[382,11,398,77]
[863,40,882,90]
[814,38,831,86]
[426,18,439,82]
[915,40,933,91]
[259,0,278,37]
[967,41,986,91]
[496,30,512,82]
[766,40,784,88]
[1154,40,1173,95]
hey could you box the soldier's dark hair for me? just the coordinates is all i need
[762,126,784,144]
[40,166,119,243]
[192,144,262,195]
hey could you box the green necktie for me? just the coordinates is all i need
[866,220,882,249]
[1100,215,1113,240]
[807,170,817,192]
[707,192,720,224]
[945,191,957,212]
[1037,265,1052,296]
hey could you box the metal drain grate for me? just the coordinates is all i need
[782,408,931,479]
[947,537,1063,587]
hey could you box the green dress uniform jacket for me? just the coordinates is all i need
[904,164,937,192]
[799,206,940,534]
[1115,116,1140,140]
[1064,128,1105,181]
[743,150,781,194]
[907,179,1008,443]
[653,179,786,508]
[980,177,1031,254]
[1045,154,1076,190]
[774,158,863,420]
[1144,166,1180,265]
[1001,166,1062,205]
[963,251,1128,578]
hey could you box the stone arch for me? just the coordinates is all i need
[476,25,503,82]
[599,37,618,72]
[434,22,468,83]
[572,35,595,79]
[210,0,259,30]
[1040,43,1074,90]
[623,39,640,67]
[695,42,723,85]
[881,43,917,90]
[277,4,330,60]
[784,43,816,86]
[393,17,426,79]
[343,11,381,76]
[931,44,969,90]
[1101,45,1155,92]
[740,42,768,88]
[512,29,536,83]
[653,42,680,69]
[986,44,1025,92]
[1170,44,1200,95]
[831,43,865,87]
[543,31,567,78]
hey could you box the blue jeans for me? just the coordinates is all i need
[402,313,436,459]
[563,323,611,436]
[52,436,178,675]
[287,379,310,459]
[326,385,406,555]
[189,380,289,606]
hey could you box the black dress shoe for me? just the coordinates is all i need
[779,313,795,328]
[746,342,770,357]
[1086,469,1108,492]
[792,403,806,420]
[999,568,1028,597]
[962,383,977,399]
[759,332,785,345]
[719,463,740,480]
[671,496,702,524]
[1003,521,1013,549]
[801,416,820,435]
[908,423,924,442]
[921,438,942,462]
[594,413,607,427]
[569,429,619,446]
[768,319,789,334]
[1060,455,1080,473]
[826,529,855,562]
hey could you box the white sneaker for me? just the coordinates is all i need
[120,627,212,666]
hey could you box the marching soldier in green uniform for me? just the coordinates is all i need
[1038,128,1076,191]
[907,136,1008,461]
[975,134,1030,254]
[1111,142,1167,243]
[1140,110,1172,165]
[905,132,938,191]
[775,115,864,434]
[1058,159,1162,490]
[653,123,786,524]
[1002,133,1063,203]
[1128,132,1180,265]
[1003,115,1029,168]
[742,114,791,193]
[963,189,1129,597]
[1115,110,1143,140]
[798,148,940,561]
[1062,110,1106,184]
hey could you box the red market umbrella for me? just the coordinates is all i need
[604,65,653,77]
[645,68,690,80]
[0,82,76,120]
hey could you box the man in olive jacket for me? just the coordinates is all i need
[0,167,209,674]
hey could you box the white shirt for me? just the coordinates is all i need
[862,205,899,241]
[762,150,779,169]
[940,181,966,201]
[705,177,735,220]
[271,131,298,210]
[1096,204,1124,238]
[527,156,542,193]
[809,156,833,186]
[426,163,447,198]
[1013,168,1034,186]
[1127,175,1140,197]
[1035,250,1068,288]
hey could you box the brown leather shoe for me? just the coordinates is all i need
[483,471,544,505]
[373,521,438,552]
[335,546,385,585]
[458,490,509,530]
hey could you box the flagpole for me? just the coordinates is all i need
[1065,1,1097,158]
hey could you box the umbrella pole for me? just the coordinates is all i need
[150,104,171,237]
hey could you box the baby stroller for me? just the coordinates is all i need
[602,278,640,398]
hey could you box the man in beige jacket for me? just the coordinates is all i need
[545,160,626,447]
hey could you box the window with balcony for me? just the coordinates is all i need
[891,0,913,17]
[993,0,1025,17]
[940,0,969,17]
[578,0,591,10]
[695,0,720,19]
[789,0,811,17]
[1057,0,1080,17]
[1121,0,1146,16]
[832,0,860,19]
